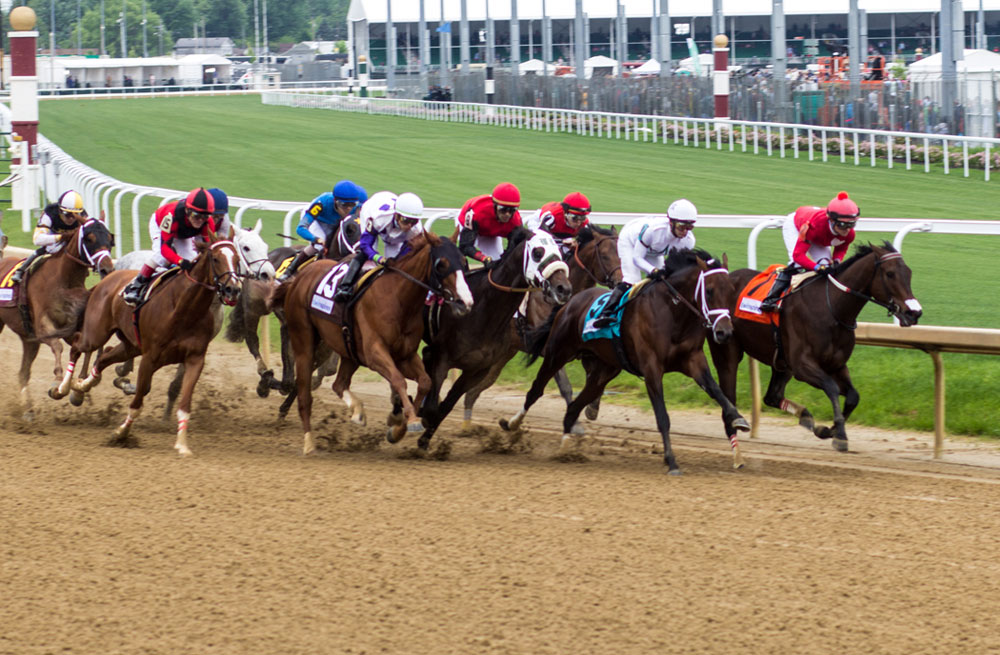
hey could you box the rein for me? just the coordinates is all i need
[571,239,620,288]
[66,224,112,271]
[183,241,240,294]
[823,251,902,329]
[382,251,465,309]
[659,267,731,331]
[487,267,542,293]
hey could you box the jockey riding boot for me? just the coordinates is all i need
[333,256,365,303]
[278,250,310,283]
[592,282,631,328]
[10,247,44,285]
[123,265,155,307]
[760,267,794,313]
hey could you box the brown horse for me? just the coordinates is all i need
[51,237,241,455]
[457,225,622,429]
[0,218,115,416]
[707,242,922,452]
[501,248,749,475]
[271,231,473,455]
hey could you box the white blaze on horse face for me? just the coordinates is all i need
[234,228,274,279]
[453,270,474,308]
[523,233,568,285]
[905,298,923,312]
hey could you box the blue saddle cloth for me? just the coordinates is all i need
[582,291,628,341]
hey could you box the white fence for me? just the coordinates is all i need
[263,91,1000,182]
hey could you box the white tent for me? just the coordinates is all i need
[907,49,1000,137]
[677,53,715,77]
[519,59,546,74]
[584,55,619,78]
[632,58,661,75]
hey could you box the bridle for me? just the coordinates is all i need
[183,241,241,305]
[571,237,621,288]
[381,243,468,310]
[658,267,732,332]
[65,221,113,272]
[234,235,270,280]
[823,250,905,329]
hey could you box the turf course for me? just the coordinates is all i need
[19,95,1000,437]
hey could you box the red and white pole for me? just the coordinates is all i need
[712,34,730,120]
[8,6,42,222]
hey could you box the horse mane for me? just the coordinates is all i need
[835,241,895,272]
[586,224,617,239]
[662,247,721,275]
[508,226,533,250]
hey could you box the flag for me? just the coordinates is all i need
[436,22,451,33]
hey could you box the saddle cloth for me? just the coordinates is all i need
[275,253,318,279]
[308,260,382,325]
[581,278,652,342]
[0,260,27,306]
[735,265,817,325]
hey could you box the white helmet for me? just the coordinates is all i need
[395,192,424,221]
[667,198,697,223]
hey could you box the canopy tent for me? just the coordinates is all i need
[584,55,619,78]
[907,48,1000,81]
[907,49,1000,137]
[519,59,547,74]
[632,58,661,75]
[676,53,716,77]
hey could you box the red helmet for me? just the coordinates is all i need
[560,191,591,216]
[491,182,521,207]
[185,187,215,215]
[826,191,859,222]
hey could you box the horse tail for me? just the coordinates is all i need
[267,281,290,314]
[224,298,247,342]
[37,290,90,342]
[523,305,559,365]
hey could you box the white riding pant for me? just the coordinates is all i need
[782,212,832,267]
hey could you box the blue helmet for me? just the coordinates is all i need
[207,188,229,215]
[332,179,365,203]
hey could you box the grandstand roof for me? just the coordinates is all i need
[348,0,1000,23]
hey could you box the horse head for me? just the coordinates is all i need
[234,219,276,282]
[868,243,923,327]
[327,216,361,260]
[424,233,474,317]
[77,218,116,278]
[664,248,735,344]
[521,231,572,305]
[196,237,242,307]
[572,226,622,289]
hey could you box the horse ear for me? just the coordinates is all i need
[252,218,263,235]
[722,253,729,270]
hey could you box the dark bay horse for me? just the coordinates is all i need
[225,216,360,401]
[52,238,241,455]
[707,242,922,453]
[0,218,115,416]
[270,231,473,455]
[409,228,573,451]
[457,225,622,430]
[501,248,749,475]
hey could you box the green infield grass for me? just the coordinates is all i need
[8,94,999,437]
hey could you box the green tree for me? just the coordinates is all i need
[74,0,167,57]
[148,0,196,42]
[199,0,246,40]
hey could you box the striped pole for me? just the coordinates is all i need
[712,34,730,120]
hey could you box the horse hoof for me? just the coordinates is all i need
[667,468,683,476]
[815,425,834,440]
[832,438,849,452]
[498,419,511,431]
[733,417,751,432]
[256,378,272,398]
[385,425,406,444]
[69,391,85,407]
[175,447,193,458]
[461,420,473,432]
[385,412,402,427]
[407,420,424,433]
[570,422,585,436]
[48,385,65,400]
[352,414,367,427]
[584,406,600,421]
[114,363,130,377]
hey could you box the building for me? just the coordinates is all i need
[173,37,236,57]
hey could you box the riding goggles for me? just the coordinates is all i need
[831,219,856,230]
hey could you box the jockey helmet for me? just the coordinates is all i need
[58,190,85,214]
[826,191,860,223]
[561,191,591,217]
[491,182,521,207]
[208,188,229,215]
[333,179,364,203]
[184,187,215,216]
[394,192,424,226]
[667,198,698,225]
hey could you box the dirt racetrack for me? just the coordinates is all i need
[3,332,1000,655]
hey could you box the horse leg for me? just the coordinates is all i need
[419,345,447,423]
[397,351,432,432]
[289,327,318,455]
[113,357,137,395]
[580,355,602,424]
[311,346,338,390]
[416,367,494,450]
[17,339,41,420]
[278,322,296,395]
[500,345,576,433]
[43,337,64,381]
[558,362,619,453]
[246,313,276,398]
[707,338,744,407]
[172,356,205,457]
[803,364,854,452]
[686,353,749,470]
[642,372,681,475]
[363,344,422,445]
[76,341,136,393]
[330,358,364,426]
[461,357,506,431]
[762,368,815,431]
[163,364,185,422]
[109,354,156,448]
[51,344,84,400]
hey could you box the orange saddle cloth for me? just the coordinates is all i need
[734,264,784,325]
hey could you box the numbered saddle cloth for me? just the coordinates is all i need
[308,261,382,325]
[581,279,652,342]
[0,259,31,306]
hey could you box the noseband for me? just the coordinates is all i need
[659,267,731,332]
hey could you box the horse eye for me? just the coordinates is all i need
[243,246,250,251]
[886,271,895,279]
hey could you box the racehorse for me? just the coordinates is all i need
[0,218,115,417]
[111,219,274,417]
[51,237,241,456]
[457,225,621,430]
[270,231,473,455]
[707,242,922,453]
[407,228,573,451]
[500,248,749,475]
[225,216,360,404]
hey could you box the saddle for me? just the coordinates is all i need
[580,280,658,378]
[126,267,183,309]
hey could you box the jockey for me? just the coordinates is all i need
[208,188,234,239]
[455,182,523,269]
[759,191,860,312]
[333,191,425,303]
[592,198,698,328]
[11,190,88,285]
[122,187,216,306]
[278,179,368,282]
[528,191,592,259]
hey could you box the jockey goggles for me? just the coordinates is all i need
[671,220,695,229]
[831,219,856,230]
[395,213,418,227]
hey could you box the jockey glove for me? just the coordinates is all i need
[179,259,195,271]
[814,263,829,273]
